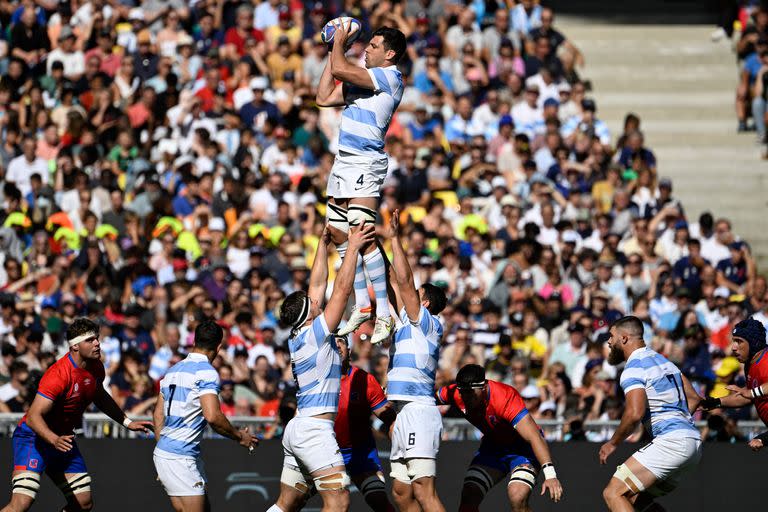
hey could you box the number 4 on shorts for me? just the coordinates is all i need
[355,174,364,188]
[408,432,415,446]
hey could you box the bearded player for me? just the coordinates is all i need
[437,364,563,512]
[316,19,407,345]
[599,316,702,512]
[1,318,152,512]
[701,318,768,451]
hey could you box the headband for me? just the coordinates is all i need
[290,296,311,336]
[457,380,487,390]
[68,331,98,347]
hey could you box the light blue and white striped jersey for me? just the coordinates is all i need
[560,115,611,145]
[155,352,220,458]
[338,65,403,157]
[289,314,342,417]
[620,347,700,440]
[387,306,443,405]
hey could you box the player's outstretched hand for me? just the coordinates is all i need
[127,420,154,434]
[749,438,764,452]
[348,222,376,251]
[541,477,563,503]
[726,384,752,400]
[598,441,616,465]
[53,434,74,453]
[238,426,259,453]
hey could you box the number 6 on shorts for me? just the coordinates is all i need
[408,433,415,446]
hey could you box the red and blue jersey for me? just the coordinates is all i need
[334,366,388,450]
[437,380,530,447]
[747,349,768,426]
[20,353,105,435]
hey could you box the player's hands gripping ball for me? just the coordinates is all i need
[321,16,361,48]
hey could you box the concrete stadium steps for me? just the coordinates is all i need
[557,18,768,268]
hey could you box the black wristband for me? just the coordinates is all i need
[702,397,721,410]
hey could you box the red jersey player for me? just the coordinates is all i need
[702,318,768,450]
[334,333,396,512]
[436,364,563,512]
[1,317,152,512]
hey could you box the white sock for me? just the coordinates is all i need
[353,253,371,310]
[364,248,390,319]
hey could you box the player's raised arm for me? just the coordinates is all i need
[200,393,257,451]
[308,226,333,307]
[599,388,646,464]
[514,414,563,503]
[389,210,420,323]
[25,394,73,452]
[329,19,375,90]
[317,47,345,107]
[323,222,376,332]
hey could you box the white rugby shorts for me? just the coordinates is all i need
[390,401,443,461]
[327,151,389,199]
[631,435,702,496]
[153,450,208,496]
[282,416,345,475]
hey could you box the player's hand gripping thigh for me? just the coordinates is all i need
[311,465,350,512]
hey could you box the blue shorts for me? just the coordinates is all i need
[470,439,538,475]
[12,422,87,475]
[340,445,382,476]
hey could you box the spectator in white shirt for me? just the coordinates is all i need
[6,136,48,197]
[512,82,543,128]
[46,26,85,81]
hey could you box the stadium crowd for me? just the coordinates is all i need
[0,0,763,442]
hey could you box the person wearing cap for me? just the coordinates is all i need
[317,21,407,344]
[436,364,563,510]
[45,25,84,81]
[3,317,153,512]
[239,75,279,131]
[512,80,542,129]
[600,316,702,512]
[701,318,768,449]
[270,223,374,512]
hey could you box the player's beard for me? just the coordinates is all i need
[607,343,625,365]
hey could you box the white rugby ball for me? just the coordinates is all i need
[320,16,362,45]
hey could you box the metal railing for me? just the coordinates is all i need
[1,414,765,441]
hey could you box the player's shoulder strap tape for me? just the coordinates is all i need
[12,471,40,499]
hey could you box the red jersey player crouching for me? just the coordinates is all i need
[1,317,152,512]
[436,364,563,512]
[334,333,396,512]
[701,318,768,450]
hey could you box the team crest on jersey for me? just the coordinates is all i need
[29,459,38,469]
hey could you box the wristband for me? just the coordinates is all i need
[752,386,764,399]
[122,417,133,428]
[542,463,557,480]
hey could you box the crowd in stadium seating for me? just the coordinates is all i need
[0,0,763,442]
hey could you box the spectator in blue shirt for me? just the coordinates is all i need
[716,241,751,291]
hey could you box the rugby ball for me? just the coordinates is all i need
[321,16,362,45]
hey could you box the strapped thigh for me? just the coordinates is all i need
[280,464,314,495]
[11,471,41,499]
[463,466,495,498]
[52,472,92,498]
[326,202,349,233]
[313,470,350,492]
[508,464,537,489]
[359,474,386,498]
